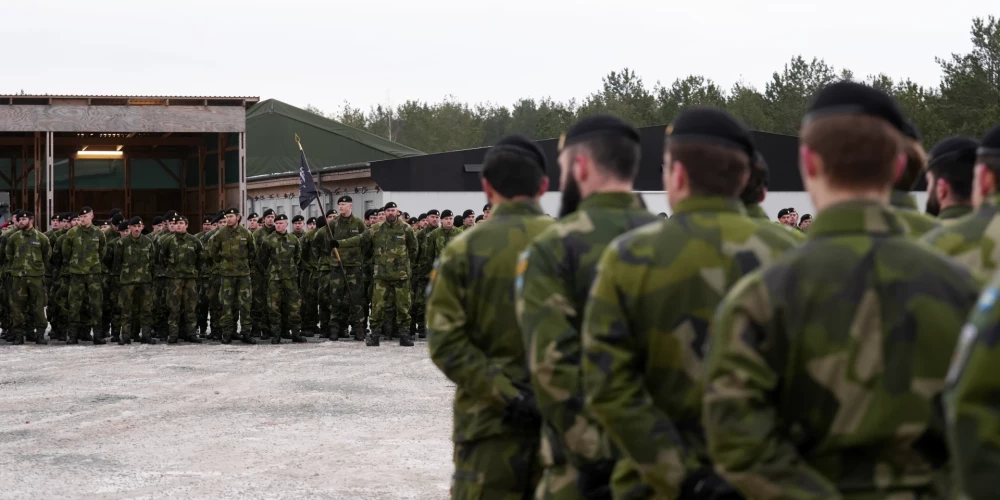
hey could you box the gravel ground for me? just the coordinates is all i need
[0,338,454,500]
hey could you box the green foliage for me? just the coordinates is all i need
[305,16,1000,153]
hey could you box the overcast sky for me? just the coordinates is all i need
[4,0,992,116]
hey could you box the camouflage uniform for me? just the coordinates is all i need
[298,227,318,336]
[206,224,256,343]
[424,225,462,271]
[517,193,658,499]
[152,229,173,339]
[156,231,204,343]
[0,228,14,336]
[61,223,106,343]
[891,190,940,238]
[703,201,978,499]
[259,229,302,342]
[309,228,336,338]
[745,203,769,220]
[195,229,214,336]
[102,230,119,338]
[201,226,223,339]
[427,200,552,497]
[409,225,434,335]
[253,225,276,337]
[47,227,69,340]
[43,225,60,335]
[113,233,155,344]
[945,271,1000,498]
[922,194,1000,285]
[7,227,51,344]
[339,218,417,344]
[331,214,366,338]
[581,196,802,498]
[938,204,973,223]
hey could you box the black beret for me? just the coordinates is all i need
[441,209,454,218]
[408,217,417,224]
[315,216,327,229]
[262,208,275,218]
[376,208,385,213]
[164,210,177,219]
[275,214,288,222]
[384,202,398,210]
[212,214,224,224]
[202,216,213,224]
[178,216,189,223]
[12,209,23,217]
[475,215,484,222]
[80,206,93,216]
[292,215,305,223]
[51,213,60,221]
[21,211,34,219]
[490,134,547,172]
[110,213,125,225]
[777,207,796,218]
[483,204,491,212]
[248,212,259,219]
[224,207,239,216]
[666,107,755,159]
[109,208,122,216]
[559,114,640,151]
[426,209,440,216]
[71,213,80,220]
[338,195,353,204]
[152,216,164,225]
[306,217,316,225]
[800,214,813,223]
[117,222,129,232]
[364,209,374,218]
[462,209,475,218]
[326,209,338,217]
[98,219,110,227]
[453,215,464,226]
[979,123,1000,158]
[902,121,922,141]
[928,137,979,173]
[418,213,427,220]
[804,81,907,134]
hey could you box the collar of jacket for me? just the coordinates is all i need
[745,203,769,220]
[808,200,906,238]
[890,191,919,211]
[672,196,747,216]
[578,192,646,212]
[490,199,545,218]
[938,204,973,220]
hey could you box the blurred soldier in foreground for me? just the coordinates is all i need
[703,82,978,499]
[582,107,801,498]
[891,124,940,237]
[427,134,553,498]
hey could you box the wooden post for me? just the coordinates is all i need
[69,157,76,212]
[217,133,226,211]
[34,132,42,219]
[198,146,206,223]
[45,132,53,228]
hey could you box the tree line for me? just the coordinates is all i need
[305,16,1000,154]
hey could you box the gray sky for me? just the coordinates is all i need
[5,0,992,116]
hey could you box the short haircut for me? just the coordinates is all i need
[801,114,902,190]
[481,146,546,199]
[667,142,749,197]
[894,138,926,191]
[568,134,641,181]
[740,154,768,205]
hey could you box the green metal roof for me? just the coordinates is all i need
[246,99,422,177]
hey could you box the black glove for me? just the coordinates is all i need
[330,239,340,249]
[502,389,541,428]
[575,460,615,500]
[680,469,743,500]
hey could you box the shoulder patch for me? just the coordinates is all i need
[948,323,980,384]
[979,287,998,312]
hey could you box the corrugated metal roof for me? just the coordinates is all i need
[0,94,259,99]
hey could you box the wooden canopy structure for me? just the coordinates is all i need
[0,95,259,229]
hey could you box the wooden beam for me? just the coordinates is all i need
[0,105,247,133]
[153,159,182,186]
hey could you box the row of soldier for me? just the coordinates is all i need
[424,81,1000,499]
[0,197,489,347]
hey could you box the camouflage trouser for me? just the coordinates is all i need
[331,266,365,335]
[452,435,542,499]
[10,276,46,341]
[120,283,152,341]
[154,277,169,338]
[197,277,210,332]
[0,272,11,330]
[363,271,372,328]
[300,269,317,334]
[67,274,103,339]
[218,275,252,336]
[410,276,429,331]
[209,275,222,335]
[252,271,270,335]
[166,278,198,341]
[267,279,301,337]
[100,274,112,334]
[370,279,410,334]
[50,275,70,336]
[108,277,121,336]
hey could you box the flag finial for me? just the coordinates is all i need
[294,133,303,151]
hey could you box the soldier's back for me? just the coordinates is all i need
[922,198,1000,284]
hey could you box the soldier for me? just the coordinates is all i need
[0,212,20,339]
[48,212,73,341]
[483,203,491,219]
[517,115,660,499]
[328,195,366,340]
[291,215,306,238]
[7,212,50,345]
[923,124,1000,283]
[309,216,337,340]
[247,213,260,232]
[195,215,215,338]
[702,82,978,499]
[156,215,204,344]
[113,217,157,344]
[427,134,553,498]
[462,209,475,230]
[61,207,106,344]
[252,208,277,338]
[43,213,61,335]
[306,217,316,231]
[207,208,257,344]
[259,214,306,344]
[452,215,464,232]
[410,209,440,338]
[205,213,226,339]
[581,107,802,498]
[891,123,941,237]
[361,209,376,336]
[299,214,319,337]
[333,201,417,346]
[741,152,770,220]
[100,214,123,340]
[924,136,978,222]
[376,209,386,224]
[424,210,461,270]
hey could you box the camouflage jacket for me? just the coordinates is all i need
[938,204,973,223]
[516,192,658,470]
[309,228,335,272]
[891,190,940,238]
[922,194,1000,285]
[151,229,173,278]
[299,229,318,272]
[43,228,59,277]
[196,229,215,277]
[253,225,276,273]
[413,226,435,278]
[259,230,300,281]
[60,224,106,275]
[703,200,978,500]
[945,272,1000,499]
[0,229,13,275]
[339,219,417,281]
[206,225,255,277]
[102,231,119,275]
[428,200,553,443]
[114,234,155,284]
[332,214,366,267]
[6,228,51,277]
[425,226,462,272]
[581,196,802,497]
[745,203,769,220]
[47,228,68,277]
[156,232,203,279]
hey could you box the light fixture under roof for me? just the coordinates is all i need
[76,150,123,159]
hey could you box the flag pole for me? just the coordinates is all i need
[296,134,357,332]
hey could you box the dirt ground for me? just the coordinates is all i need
[0,338,454,499]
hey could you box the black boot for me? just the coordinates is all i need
[186,334,203,344]
[417,328,427,339]
[353,326,366,341]
[92,331,107,345]
[35,328,48,345]
[241,333,257,344]
[291,331,308,343]
[399,332,414,347]
[200,326,208,338]
[168,336,178,344]
[271,333,281,344]
[281,331,292,340]
[12,331,24,345]
[66,328,79,345]
[365,329,381,347]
